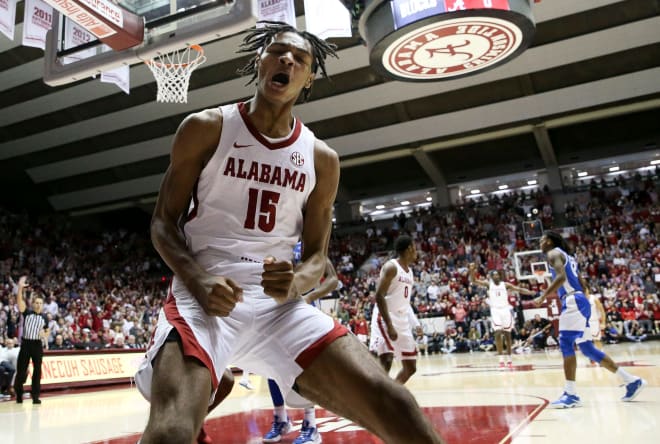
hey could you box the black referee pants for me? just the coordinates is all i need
[14,339,43,400]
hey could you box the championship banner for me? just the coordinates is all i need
[22,0,53,49]
[0,0,17,40]
[63,19,96,64]
[23,350,144,387]
[304,0,352,39]
[258,0,296,28]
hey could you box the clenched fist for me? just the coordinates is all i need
[262,256,297,303]
[190,274,243,317]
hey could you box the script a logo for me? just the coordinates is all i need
[233,142,253,149]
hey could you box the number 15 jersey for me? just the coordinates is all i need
[182,102,317,285]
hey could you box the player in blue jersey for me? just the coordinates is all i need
[263,253,338,444]
[535,231,646,408]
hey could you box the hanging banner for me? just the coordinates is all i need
[22,0,53,49]
[257,0,296,28]
[0,0,17,40]
[100,44,129,94]
[63,19,96,64]
[304,0,351,39]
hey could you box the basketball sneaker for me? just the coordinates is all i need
[550,392,582,408]
[498,361,505,370]
[621,378,646,402]
[262,416,292,443]
[507,361,513,370]
[293,420,322,444]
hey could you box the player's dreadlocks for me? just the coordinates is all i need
[544,230,572,254]
[237,21,338,102]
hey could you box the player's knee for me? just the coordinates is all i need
[578,341,606,363]
[559,335,576,357]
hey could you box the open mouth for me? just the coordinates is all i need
[271,72,290,86]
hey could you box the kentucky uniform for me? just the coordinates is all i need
[488,281,513,331]
[369,259,417,360]
[548,248,591,344]
[136,103,347,405]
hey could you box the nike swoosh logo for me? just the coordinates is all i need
[233,142,253,148]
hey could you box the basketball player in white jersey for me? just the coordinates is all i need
[136,22,442,444]
[535,231,645,408]
[370,235,419,384]
[468,263,535,369]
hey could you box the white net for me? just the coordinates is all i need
[145,44,207,103]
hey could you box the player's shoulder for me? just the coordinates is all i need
[313,138,339,163]
[183,107,223,129]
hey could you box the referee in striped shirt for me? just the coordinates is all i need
[14,276,49,404]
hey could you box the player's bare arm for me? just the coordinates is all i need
[16,275,27,312]
[535,250,565,306]
[505,283,536,296]
[578,274,590,296]
[151,109,243,316]
[468,263,489,287]
[263,140,339,303]
[303,259,338,304]
[375,262,398,341]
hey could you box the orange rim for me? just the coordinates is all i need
[145,44,205,68]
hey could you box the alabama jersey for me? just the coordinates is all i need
[488,281,510,309]
[382,259,414,315]
[369,260,417,360]
[182,102,316,288]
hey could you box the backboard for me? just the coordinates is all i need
[44,0,257,86]
[513,249,549,282]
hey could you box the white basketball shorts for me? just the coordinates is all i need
[369,311,416,361]
[135,279,347,406]
[490,307,514,331]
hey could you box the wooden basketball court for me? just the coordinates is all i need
[1,342,658,444]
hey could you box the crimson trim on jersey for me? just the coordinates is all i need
[185,179,200,223]
[237,102,302,150]
[377,314,395,352]
[164,288,219,390]
[402,350,417,357]
[295,321,348,369]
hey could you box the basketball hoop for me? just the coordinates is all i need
[144,44,206,104]
[533,270,546,285]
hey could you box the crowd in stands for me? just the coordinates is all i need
[1,172,658,369]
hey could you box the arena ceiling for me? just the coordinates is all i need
[0,0,659,219]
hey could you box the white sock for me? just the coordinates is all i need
[507,355,512,363]
[565,380,576,395]
[499,355,504,363]
[304,407,316,427]
[616,368,637,384]
[274,406,287,422]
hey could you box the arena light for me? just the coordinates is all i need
[527,180,537,185]
[376,204,385,210]
[609,166,620,172]
[400,200,410,205]
[426,196,433,201]
[577,171,588,177]
[651,160,660,165]
[498,184,508,190]
[470,189,480,194]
